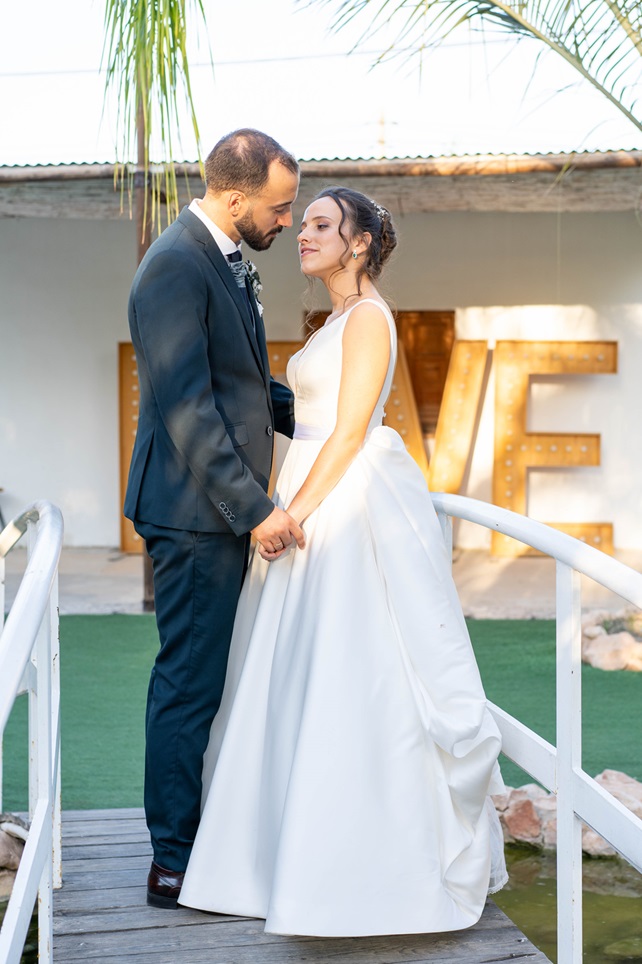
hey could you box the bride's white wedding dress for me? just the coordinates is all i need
[179,299,507,936]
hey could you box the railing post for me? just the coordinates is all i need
[0,502,63,964]
[36,591,53,963]
[50,572,61,890]
[1,537,6,812]
[556,561,583,964]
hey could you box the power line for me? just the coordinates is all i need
[0,36,519,79]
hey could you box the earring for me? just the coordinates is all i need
[352,250,358,260]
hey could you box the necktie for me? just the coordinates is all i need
[226,251,254,328]
[227,249,248,286]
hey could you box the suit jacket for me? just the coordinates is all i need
[124,207,295,536]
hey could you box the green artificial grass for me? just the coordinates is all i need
[2,616,640,810]
[467,619,642,788]
[3,615,158,810]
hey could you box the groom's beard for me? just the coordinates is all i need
[237,210,283,251]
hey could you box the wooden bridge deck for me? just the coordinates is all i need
[53,808,552,964]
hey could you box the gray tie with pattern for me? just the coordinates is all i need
[226,250,254,328]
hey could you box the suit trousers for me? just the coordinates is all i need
[135,520,250,871]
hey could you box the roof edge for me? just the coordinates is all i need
[1,150,641,184]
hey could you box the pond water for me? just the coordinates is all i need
[495,846,642,963]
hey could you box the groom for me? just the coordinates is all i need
[124,129,305,908]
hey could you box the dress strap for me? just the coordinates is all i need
[340,298,396,353]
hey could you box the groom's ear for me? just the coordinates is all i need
[228,189,248,218]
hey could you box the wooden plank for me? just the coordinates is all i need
[428,341,488,493]
[63,827,151,857]
[53,913,549,963]
[62,819,147,837]
[57,868,148,892]
[54,904,233,935]
[62,807,145,821]
[62,841,151,860]
[62,853,151,873]
[54,885,154,913]
[53,810,551,964]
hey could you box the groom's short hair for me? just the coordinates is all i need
[205,129,299,196]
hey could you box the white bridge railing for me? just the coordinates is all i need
[0,502,63,964]
[432,493,642,964]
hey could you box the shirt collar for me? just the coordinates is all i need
[188,198,242,258]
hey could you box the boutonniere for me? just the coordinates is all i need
[245,260,264,316]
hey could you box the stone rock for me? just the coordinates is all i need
[542,815,558,849]
[582,630,642,671]
[0,813,28,835]
[491,790,511,812]
[503,798,542,842]
[582,623,606,639]
[604,936,642,960]
[582,825,617,857]
[583,856,642,897]
[0,870,16,900]
[0,831,23,872]
[493,770,642,856]
[582,608,613,627]
[596,769,642,820]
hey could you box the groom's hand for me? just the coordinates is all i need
[252,507,305,560]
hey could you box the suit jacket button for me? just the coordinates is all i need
[266,426,273,436]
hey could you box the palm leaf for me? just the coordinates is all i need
[102,0,212,234]
[305,0,642,133]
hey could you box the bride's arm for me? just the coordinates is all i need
[286,301,391,525]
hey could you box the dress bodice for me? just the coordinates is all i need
[286,299,397,439]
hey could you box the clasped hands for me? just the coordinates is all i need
[251,506,305,562]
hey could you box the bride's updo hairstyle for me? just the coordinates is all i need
[315,186,397,290]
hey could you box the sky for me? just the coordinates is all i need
[1,0,641,167]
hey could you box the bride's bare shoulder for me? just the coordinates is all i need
[343,298,391,343]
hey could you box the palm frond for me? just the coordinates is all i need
[303,0,642,132]
[102,0,212,234]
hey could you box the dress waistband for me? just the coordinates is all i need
[293,423,332,441]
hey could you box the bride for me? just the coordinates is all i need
[178,186,507,936]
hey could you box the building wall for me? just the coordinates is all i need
[1,209,641,547]
[0,217,135,545]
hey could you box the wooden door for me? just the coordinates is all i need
[395,311,455,436]
[118,343,144,553]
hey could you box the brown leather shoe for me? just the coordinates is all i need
[147,860,185,909]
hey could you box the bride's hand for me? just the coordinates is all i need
[252,506,305,562]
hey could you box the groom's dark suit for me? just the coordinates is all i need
[124,207,294,870]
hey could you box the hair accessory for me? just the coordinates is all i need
[352,250,358,260]
[373,201,388,222]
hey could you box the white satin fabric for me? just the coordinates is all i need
[179,299,507,935]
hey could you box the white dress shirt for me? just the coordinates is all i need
[188,198,242,259]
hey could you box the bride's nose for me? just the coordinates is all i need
[297,228,307,244]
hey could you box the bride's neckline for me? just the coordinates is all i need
[296,297,390,366]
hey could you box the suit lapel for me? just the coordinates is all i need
[177,209,265,375]
[245,277,271,389]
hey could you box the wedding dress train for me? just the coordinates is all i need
[179,298,507,936]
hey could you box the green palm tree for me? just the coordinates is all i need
[308,0,642,134]
[102,0,211,253]
[102,0,211,607]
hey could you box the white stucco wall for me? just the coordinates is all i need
[0,217,135,545]
[1,208,641,547]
